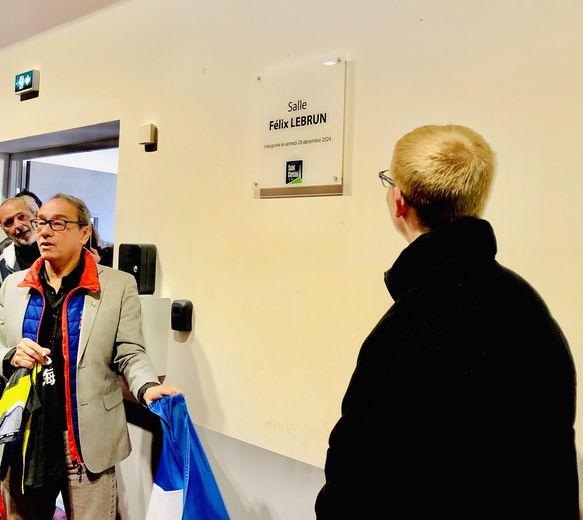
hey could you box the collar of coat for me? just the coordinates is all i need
[385,217,497,301]
[17,248,101,293]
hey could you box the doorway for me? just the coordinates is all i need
[0,120,120,252]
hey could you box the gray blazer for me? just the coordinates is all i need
[0,264,159,473]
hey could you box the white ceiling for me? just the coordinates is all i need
[0,0,126,51]
[35,149,119,174]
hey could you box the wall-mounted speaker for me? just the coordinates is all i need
[118,243,157,295]
[171,299,193,332]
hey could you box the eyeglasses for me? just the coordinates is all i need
[379,169,397,188]
[378,169,414,205]
[30,219,86,232]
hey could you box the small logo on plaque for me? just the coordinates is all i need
[286,160,303,185]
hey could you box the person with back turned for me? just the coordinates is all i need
[315,125,578,519]
[0,193,181,519]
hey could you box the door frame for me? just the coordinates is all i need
[0,120,119,197]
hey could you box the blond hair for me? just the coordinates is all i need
[391,124,496,228]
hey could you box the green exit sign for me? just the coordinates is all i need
[14,69,39,95]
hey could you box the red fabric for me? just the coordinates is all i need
[18,248,100,293]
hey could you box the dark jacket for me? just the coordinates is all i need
[316,218,578,519]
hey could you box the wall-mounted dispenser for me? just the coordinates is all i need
[171,299,193,332]
[118,243,157,295]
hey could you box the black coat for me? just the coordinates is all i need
[316,218,578,519]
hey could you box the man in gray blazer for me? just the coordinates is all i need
[0,193,180,519]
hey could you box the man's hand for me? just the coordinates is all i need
[143,384,182,405]
[11,338,51,369]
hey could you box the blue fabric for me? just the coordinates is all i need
[22,291,85,454]
[22,292,43,342]
[148,394,230,520]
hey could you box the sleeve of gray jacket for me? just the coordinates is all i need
[113,272,160,399]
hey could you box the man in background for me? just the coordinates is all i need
[0,196,41,285]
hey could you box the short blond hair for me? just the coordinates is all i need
[391,124,496,228]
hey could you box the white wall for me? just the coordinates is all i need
[1,0,582,509]
[28,161,117,243]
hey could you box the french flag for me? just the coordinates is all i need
[145,394,229,520]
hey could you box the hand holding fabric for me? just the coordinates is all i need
[143,384,182,405]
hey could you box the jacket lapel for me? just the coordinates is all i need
[77,266,106,361]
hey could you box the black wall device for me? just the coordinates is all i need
[118,243,157,295]
[171,299,193,332]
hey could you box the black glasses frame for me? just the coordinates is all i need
[378,169,414,206]
[30,218,86,232]
[378,169,396,188]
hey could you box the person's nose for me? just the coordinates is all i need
[37,223,53,236]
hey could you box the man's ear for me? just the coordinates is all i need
[81,225,92,244]
[393,186,410,218]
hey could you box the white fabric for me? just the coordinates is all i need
[145,483,183,520]
[3,243,16,270]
